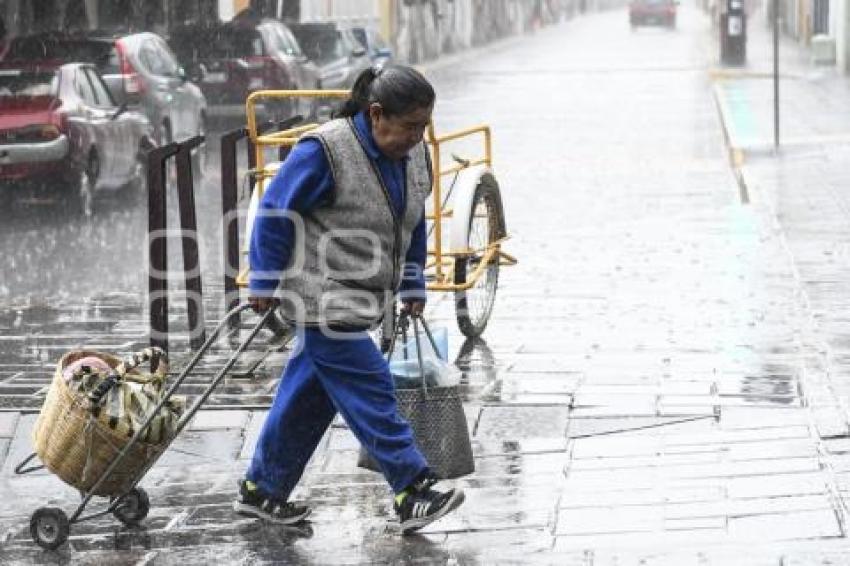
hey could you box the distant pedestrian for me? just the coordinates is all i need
[235,64,465,534]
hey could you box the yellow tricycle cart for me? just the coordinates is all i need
[238,90,516,338]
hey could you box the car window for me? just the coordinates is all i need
[261,26,283,55]
[342,30,364,54]
[250,35,265,56]
[270,25,299,57]
[73,68,96,106]
[101,46,122,74]
[291,27,344,64]
[85,68,115,107]
[351,28,367,49]
[140,39,179,77]
[153,38,181,76]
[339,31,353,52]
[139,42,161,75]
[370,30,389,51]
[282,28,304,57]
[216,28,264,59]
[0,69,57,98]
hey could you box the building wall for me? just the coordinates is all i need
[299,0,381,26]
[837,0,850,71]
[237,0,555,61]
[294,0,573,64]
[780,0,850,73]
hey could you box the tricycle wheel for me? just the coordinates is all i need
[454,176,505,338]
[112,487,150,526]
[30,507,69,550]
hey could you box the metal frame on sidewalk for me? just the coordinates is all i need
[147,135,207,353]
[228,89,517,338]
[15,305,275,550]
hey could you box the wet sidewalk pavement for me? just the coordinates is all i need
[5,6,850,564]
[712,2,850,537]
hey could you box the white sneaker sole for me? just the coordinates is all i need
[233,501,311,525]
[400,489,465,534]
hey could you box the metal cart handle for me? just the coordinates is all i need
[15,307,266,484]
[14,452,44,475]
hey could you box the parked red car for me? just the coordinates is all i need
[629,0,678,28]
[0,62,154,215]
[169,18,319,122]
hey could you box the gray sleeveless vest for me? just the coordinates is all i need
[276,117,432,329]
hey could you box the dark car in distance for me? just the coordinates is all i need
[350,26,393,67]
[169,18,320,122]
[0,62,154,215]
[629,0,678,28]
[288,22,372,91]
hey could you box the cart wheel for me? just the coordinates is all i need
[112,487,150,526]
[454,176,506,338]
[30,507,69,550]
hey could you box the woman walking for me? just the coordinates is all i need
[236,65,464,534]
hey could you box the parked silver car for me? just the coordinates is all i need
[351,26,394,68]
[4,32,207,146]
[288,22,372,91]
[0,61,154,215]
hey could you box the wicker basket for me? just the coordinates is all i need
[33,350,167,497]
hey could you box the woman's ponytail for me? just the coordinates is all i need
[337,67,381,118]
[335,64,435,119]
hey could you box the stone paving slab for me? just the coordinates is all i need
[568,415,717,439]
[0,412,18,437]
[474,406,569,440]
[238,410,269,461]
[666,494,834,520]
[155,429,244,467]
[187,410,250,431]
[1,414,39,477]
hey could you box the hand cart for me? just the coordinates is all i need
[15,304,275,550]
[232,89,517,338]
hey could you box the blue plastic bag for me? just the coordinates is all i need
[388,325,457,389]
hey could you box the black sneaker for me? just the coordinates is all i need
[233,479,311,525]
[394,480,465,534]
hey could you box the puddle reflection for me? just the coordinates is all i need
[454,337,501,403]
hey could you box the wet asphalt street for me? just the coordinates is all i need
[7,3,850,563]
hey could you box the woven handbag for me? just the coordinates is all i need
[358,315,474,479]
[32,348,182,497]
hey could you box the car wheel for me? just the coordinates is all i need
[129,148,147,198]
[68,153,98,217]
[0,185,11,217]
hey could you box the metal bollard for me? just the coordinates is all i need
[220,127,248,332]
[175,135,207,350]
[147,143,179,353]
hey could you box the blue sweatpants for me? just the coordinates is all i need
[246,328,428,500]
